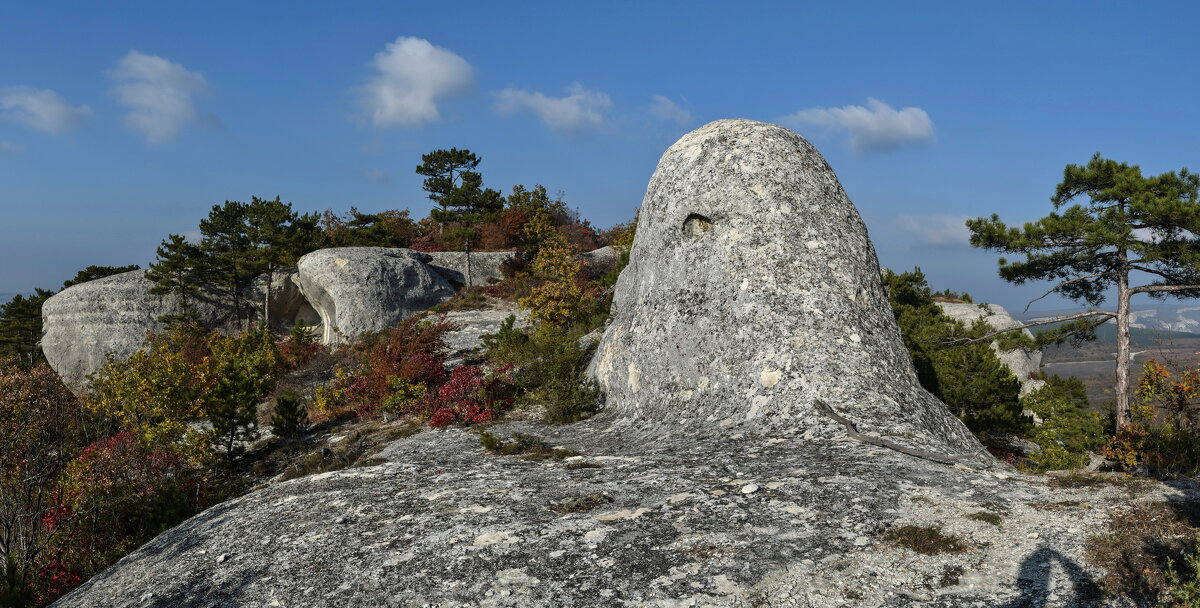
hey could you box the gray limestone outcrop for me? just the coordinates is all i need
[41,270,236,392]
[246,268,321,333]
[588,119,983,458]
[52,424,1133,608]
[440,308,530,365]
[937,301,1045,396]
[425,251,515,287]
[295,247,455,344]
[55,122,1085,608]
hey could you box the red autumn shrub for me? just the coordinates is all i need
[315,316,453,418]
[427,364,517,427]
[408,233,446,252]
[40,431,218,604]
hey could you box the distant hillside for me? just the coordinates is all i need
[1089,321,1198,347]
[1034,318,1200,348]
[1023,303,1200,335]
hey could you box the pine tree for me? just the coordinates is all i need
[244,196,325,327]
[270,389,308,438]
[198,200,254,326]
[882,269,1026,435]
[968,154,1200,426]
[61,264,140,289]
[0,290,54,368]
[146,234,207,326]
[416,148,504,246]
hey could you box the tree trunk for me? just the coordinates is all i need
[465,239,473,288]
[1115,251,1132,427]
[263,264,273,330]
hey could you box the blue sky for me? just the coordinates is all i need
[1,1,1198,313]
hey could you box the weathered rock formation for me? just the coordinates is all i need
[937,301,1045,396]
[589,119,982,457]
[425,251,515,287]
[41,270,237,391]
[246,268,321,333]
[440,308,530,366]
[58,122,1122,608]
[53,423,1124,608]
[295,247,455,344]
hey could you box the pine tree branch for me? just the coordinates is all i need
[1022,273,1108,313]
[1128,264,1177,279]
[1132,284,1200,294]
[940,311,1117,345]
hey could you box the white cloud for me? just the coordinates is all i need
[360,37,473,127]
[363,168,390,183]
[0,140,21,153]
[109,50,211,144]
[896,213,971,247]
[782,98,933,153]
[494,82,611,136]
[0,86,92,134]
[648,94,692,126]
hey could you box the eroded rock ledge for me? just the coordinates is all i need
[51,121,1122,607]
[54,424,1144,607]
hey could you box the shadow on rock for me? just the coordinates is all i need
[1002,546,1102,608]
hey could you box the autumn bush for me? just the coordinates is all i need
[0,361,99,605]
[278,320,323,368]
[426,364,517,427]
[313,316,452,419]
[44,431,222,597]
[483,316,601,423]
[86,323,285,464]
[1101,360,1200,476]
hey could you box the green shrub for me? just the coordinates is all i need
[1163,538,1200,607]
[483,317,601,423]
[270,390,308,438]
[1021,375,1111,472]
[882,269,1027,436]
[478,430,579,460]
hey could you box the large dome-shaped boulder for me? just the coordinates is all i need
[295,247,455,344]
[589,119,982,456]
[41,270,236,392]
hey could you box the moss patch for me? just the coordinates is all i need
[881,525,968,555]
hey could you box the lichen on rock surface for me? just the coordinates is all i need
[588,119,982,458]
[54,121,1136,608]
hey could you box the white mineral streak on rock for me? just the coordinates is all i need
[759,369,782,388]
[473,531,519,546]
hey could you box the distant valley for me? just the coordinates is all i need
[1019,304,1200,405]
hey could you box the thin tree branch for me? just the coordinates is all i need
[1022,273,1108,313]
[1132,284,1200,294]
[940,310,1117,345]
[1128,265,1178,280]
